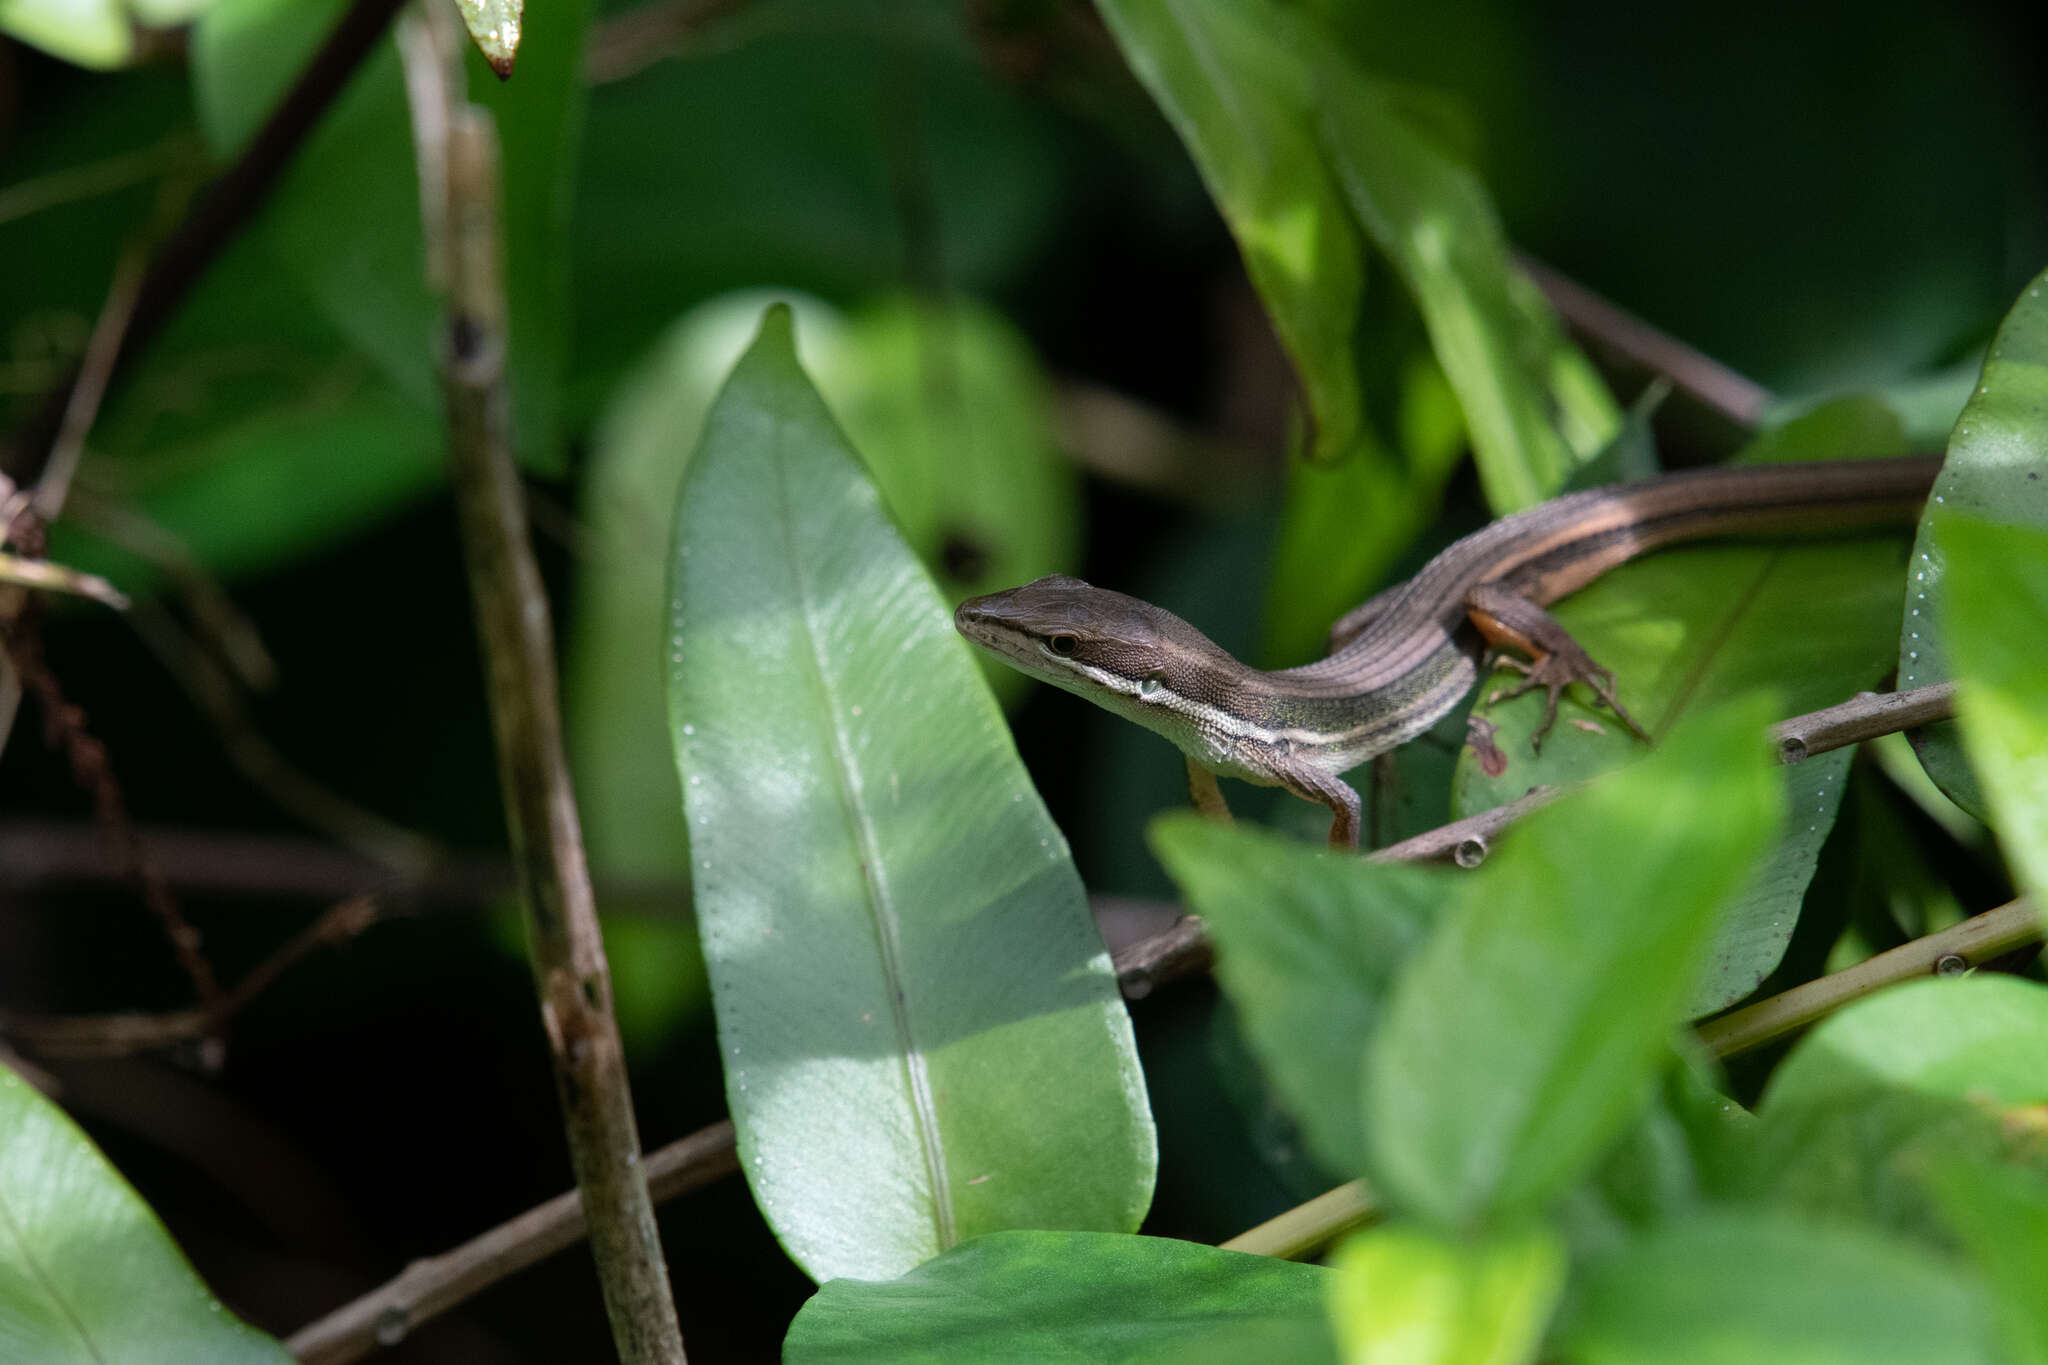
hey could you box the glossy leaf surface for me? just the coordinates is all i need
[1936,513,2048,912]
[1314,56,1616,510]
[1365,698,1781,1227]
[668,308,1151,1281]
[785,1231,1333,1365]
[0,1065,293,1364]
[1898,266,2048,816]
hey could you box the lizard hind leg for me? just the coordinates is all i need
[1465,583,1651,752]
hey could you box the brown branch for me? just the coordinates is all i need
[286,1122,739,1365]
[0,896,380,1058]
[1112,913,1212,999]
[403,8,686,1360]
[1366,785,1560,868]
[4,0,411,483]
[1772,682,1956,764]
[1517,253,1773,431]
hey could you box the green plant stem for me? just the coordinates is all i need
[409,10,686,1361]
[1219,1180,1378,1260]
[1696,897,2040,1058]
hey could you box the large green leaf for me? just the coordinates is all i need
[1897,266,2048,817]
[0,1064,294,1364]
[566,291,1077,1042]
[190,0,583,469]
[1363,697,1782,1228]
[667,307,1151,1281]
[1455,407,1921,1012]
[1093,0,1368,467]
[1149,815,1442,1174]
[1326,1223,1562,1365]
[1727,976,2048,1246]
[1936,513,2048,913]
[1313,54,1616,511]
[1559,1208,1995,1365]
[784,1231,1334,1365]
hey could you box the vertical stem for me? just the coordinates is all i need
[416,16,687,1362]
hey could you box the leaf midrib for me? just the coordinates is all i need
[0,1158,107,1365]
[768,408,956,1251]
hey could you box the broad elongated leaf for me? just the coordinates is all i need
[1560,1208,1995,1365]
[0,1065,293,1364]
[1364,697,1782,1227]
[1313,55,1615,511]
[1926,1158,2048,1365]
[1149,815,1442,1174]
[1456,407,1922,1011]
[191,0,583,468]
[784,1231,1334,1365]
[1898,266,2048,817]
[1093,0,1367,466]
[1728,976,2048,1245]
[668,307,1151,1282]
[1327,1223,1562,1365]
[1936,513,2048,912]
[566,292,1077,1042]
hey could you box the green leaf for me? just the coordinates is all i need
[1148,815,1443,1174]
[1560,1207,1995,1365]
[191,0,582,469]
[1363,696,1782,1227]
[784,1230,1334,1365]
[0,0,132,67]
[1093,0,1368,467]
[1898,266,2048,818]
[1456,411,1921,1012]
[668,306,1152,1282]
[1733,976,2048,1246]
[1326,1223,1563,1365]
[1936,513,2048,913]
[1925,1158,2048,1365]
[0,1064,294,1363]
[1313,54,1617,511]
[1261,349,1467,669]
[455,0,519,76]
[566,291,1077,1042]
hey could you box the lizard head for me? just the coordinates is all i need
[953,575,1229,708]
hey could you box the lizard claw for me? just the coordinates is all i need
[1488,644,1650,752]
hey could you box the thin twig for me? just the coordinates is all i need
[34,245,146,523]
[1517,253,1773,430]
[1112,913,1212,999]
[0,553,129,610]
[403,7,686,1360]
[4,0,411,482]
[0,896,381,1058]
[1218,1179,1377,1260]
[1696,898,2040,1058]
[286,1121,739,1365]
[1772,682,1956,764]
[1367,785,1559,868]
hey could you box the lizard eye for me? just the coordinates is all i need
[1047,634,1077,656]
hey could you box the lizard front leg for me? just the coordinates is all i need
[1464,582,1651,752]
